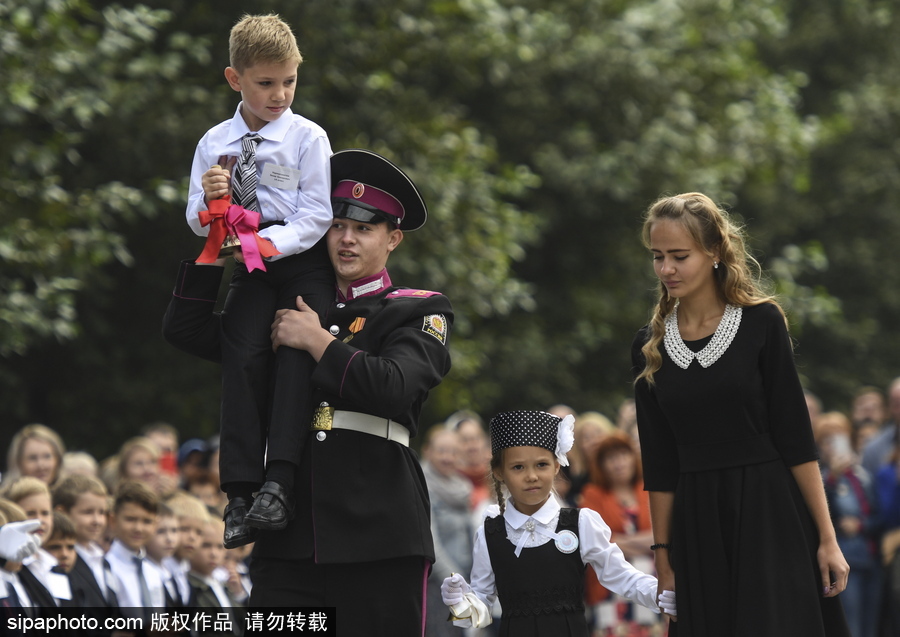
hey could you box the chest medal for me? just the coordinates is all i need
[342,317,366,343]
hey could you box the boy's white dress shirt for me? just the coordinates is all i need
[105,539,166,608]
[186,102,333,260]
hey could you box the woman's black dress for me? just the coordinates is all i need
[633,302,850,637]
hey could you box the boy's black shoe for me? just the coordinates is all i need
[244,481,294,531]
[223,496,258,549]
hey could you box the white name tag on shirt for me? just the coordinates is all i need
[260,163,301,190]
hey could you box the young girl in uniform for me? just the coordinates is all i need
[441,410,675,637]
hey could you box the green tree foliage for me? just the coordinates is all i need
[750,0,900,399]
[0,0,224,452]
[0,0,168,356]
[4,0,900,457]
[405,0,820,412]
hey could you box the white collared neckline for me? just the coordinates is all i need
[226,102,294,144]
[108,539,146,562]
[503,496,560,530]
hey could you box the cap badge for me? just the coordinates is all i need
[352,183,365,198]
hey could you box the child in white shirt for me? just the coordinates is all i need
[104,481,166,612]
[442,410,675,636]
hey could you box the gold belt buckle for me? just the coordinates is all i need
[312,404,335,431]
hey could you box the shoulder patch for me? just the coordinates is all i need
[422,314,448,345]
[388,289,441,298]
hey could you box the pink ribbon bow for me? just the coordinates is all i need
[196,196,280,272]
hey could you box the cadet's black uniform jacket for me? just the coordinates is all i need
[163,260,452,564]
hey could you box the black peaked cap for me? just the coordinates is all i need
[330,149,427,231]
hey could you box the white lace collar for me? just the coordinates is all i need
[664,302,742,369]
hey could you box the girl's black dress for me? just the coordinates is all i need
[485,508,588,637]
[633,302,850,637]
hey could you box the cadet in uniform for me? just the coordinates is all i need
[163,149,453,636]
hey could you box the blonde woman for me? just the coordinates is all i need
[632,193,850,636]
[564,411,615,505]
[4,424,66,488]
[116,437,177,497]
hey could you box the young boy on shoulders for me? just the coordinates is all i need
[182,13,334,550]
[52,474,119,608]
[105,481,166,611]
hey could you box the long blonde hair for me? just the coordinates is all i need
[4,424,66,487]
[636,192,783,385]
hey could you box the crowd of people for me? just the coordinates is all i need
[5,373,892,637]
[424,387,899,637]
[0,422,248,632]
[807,385,900,637]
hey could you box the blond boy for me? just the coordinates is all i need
[164,491,210,606]
[146,501,185,606]
[188,518,245,633]
[4,477,71,603]
[0,491,69,606]
[52,473,118,607]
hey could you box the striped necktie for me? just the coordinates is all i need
[232,133,262,212]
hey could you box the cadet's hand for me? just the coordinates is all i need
[271,296,333,360]
[0,519,41,562]
[441,574,470,607]
[202,156,236,202]
[658,589,677,617]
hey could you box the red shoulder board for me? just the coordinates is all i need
[387,289,442,298]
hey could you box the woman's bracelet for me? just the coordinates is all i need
[650,543,671,551]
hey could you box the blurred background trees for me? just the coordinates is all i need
[3,0,900,456]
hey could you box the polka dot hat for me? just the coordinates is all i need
[489,410,574,465]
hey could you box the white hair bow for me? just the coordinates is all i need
[555,414,575,466]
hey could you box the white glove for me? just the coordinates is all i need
[658,589,677,617]
[0,520,42,562]
[441,573,470,608]
[441,574,491,627]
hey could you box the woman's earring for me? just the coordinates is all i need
[714,261,719,269]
